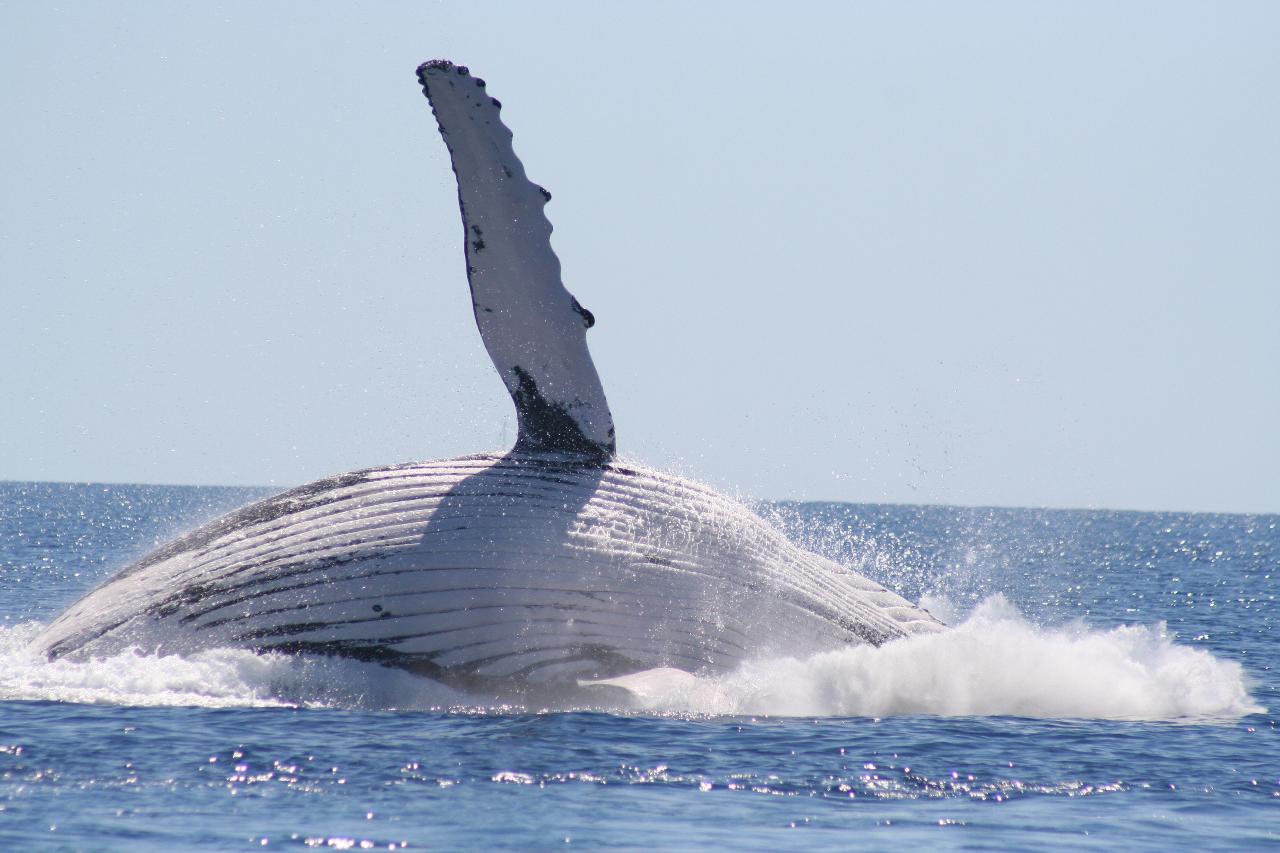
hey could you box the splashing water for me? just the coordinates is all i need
[606,596,1263,720]
[1,596,1260,720]
[0,622,470,709]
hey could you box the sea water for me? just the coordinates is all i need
[0,481,1275,849]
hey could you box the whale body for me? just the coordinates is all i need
[36,453,941,690]
[33,61,944,694]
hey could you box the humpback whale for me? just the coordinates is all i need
[33,61,944,697]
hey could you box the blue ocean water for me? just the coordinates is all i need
[1,481,1276,850]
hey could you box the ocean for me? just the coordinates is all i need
[1,480,1275,850]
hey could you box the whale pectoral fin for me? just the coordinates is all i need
[417,60,615,461]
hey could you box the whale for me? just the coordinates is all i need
[32,61,944,697]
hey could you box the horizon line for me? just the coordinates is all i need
[2,476,1275,520]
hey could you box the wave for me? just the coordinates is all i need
[0,622,470,710]
[0,597,1262,720]
[603,596,1265,720]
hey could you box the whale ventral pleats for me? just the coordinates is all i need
[417,60,616,463]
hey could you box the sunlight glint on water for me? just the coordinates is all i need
[1,482,1276,850]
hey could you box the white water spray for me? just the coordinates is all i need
[2,596,1261,720]
[606,596,1263,720]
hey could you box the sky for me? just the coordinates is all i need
[1,2,1277,514]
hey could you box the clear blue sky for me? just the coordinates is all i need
[2,2,1277,513]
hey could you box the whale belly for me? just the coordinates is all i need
[33,454,942,688]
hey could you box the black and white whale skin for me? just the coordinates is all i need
[33,61,943,694]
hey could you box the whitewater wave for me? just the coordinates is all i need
[0,622,471,710]
[604,596,1264,720]
[0,597,1262,720]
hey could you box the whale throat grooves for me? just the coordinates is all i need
[417,59,616,462]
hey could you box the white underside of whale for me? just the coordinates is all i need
[34,453,942,688]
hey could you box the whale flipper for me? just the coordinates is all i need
[417,60,615,462]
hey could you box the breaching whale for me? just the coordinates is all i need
[32,61,944,697]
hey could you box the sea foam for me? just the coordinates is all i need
[606,596,1264,720]
[0,621,468,709]
[0,596,1262,720]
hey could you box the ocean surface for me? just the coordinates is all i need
[0,480,1275,850]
